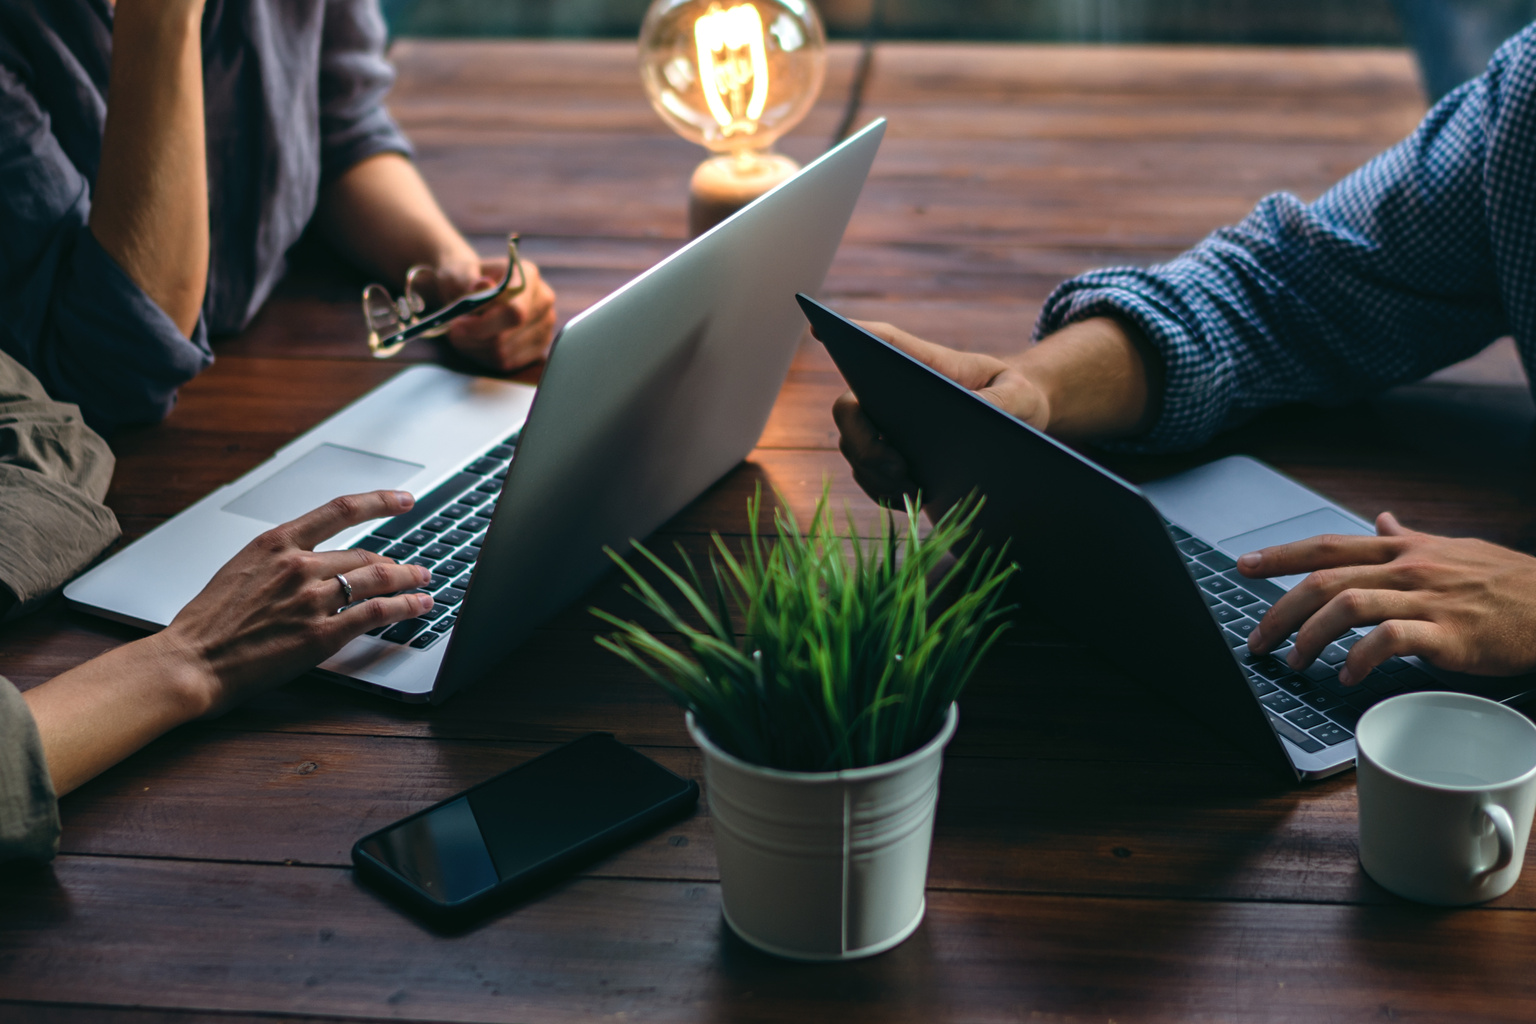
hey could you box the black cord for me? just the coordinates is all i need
[829,0,883,149]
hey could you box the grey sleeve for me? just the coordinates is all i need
[0,674,59,863]
[0,60,213,435]
[0,349,120,610]
[318,0,413,185]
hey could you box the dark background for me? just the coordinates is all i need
[379,0,1407,45]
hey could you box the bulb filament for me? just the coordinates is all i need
[694,3,770,137]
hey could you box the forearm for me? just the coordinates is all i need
[1014,316,1159,440]
[88,0,208,338]
[319,152,477,287]
[20,634,209,796]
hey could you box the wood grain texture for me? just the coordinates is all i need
[7,858,1536,1024]
[13,39,1536,1023]
[49,725,1536,908]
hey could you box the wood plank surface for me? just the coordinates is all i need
[9,859,1536,1024]
[49,724,1536,909]
[9,38,1536,1023]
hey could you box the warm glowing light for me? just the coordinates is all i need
[694,3,771,136]
[640,0,825,154]
[640,0,826,234]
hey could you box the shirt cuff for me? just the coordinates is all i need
[42,228,213,434]
[0,675,60,863]
[1035,274,1234,453]
[0,463,120,608]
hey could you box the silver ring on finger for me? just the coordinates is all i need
[335,573,353,614]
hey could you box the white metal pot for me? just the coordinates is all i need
[687,703,959,961]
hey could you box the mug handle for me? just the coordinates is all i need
[1472,804,1516,883]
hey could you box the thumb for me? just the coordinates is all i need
[973,383,1008,411]
[1376,510,1410,537]
[976,372,1049,429]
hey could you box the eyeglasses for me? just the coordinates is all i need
[362,232,527,359]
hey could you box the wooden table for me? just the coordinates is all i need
[6,40,1536,1022]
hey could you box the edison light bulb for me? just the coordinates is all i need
[639,0,827,235]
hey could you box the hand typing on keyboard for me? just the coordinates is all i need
[1240,511,1536,683]
[21,491,433,796]
[164,490,435,710]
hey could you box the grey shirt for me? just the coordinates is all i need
[0,0,412,433]
[0,674,58,862]
[0,347,120,862]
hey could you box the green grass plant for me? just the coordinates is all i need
[592,482,1018,772]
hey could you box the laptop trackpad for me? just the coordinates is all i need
[223,443,424,525]
[1219,508,1374,590]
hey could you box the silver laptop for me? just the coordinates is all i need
[65,119,887,704]
[799,293,1536,782]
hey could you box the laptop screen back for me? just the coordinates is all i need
[797,294,1294,777]
[432,121,888,700]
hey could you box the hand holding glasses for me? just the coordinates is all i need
[362,233,528,359]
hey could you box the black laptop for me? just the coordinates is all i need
[797,293,1534,781]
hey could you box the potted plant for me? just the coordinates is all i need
[592,484,1016,961]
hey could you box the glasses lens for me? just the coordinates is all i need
[363,284,401,332]
[403,265,438,318]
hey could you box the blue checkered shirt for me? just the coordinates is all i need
[1037,25,1536,453]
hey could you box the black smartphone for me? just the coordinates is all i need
[352,733,698,924]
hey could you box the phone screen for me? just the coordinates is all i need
[356,735,692,906]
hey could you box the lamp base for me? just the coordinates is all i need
[688,152,801,237]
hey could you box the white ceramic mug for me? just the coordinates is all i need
[1356,691,1536,905]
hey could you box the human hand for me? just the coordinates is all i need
[157,491,434,715]
[825,321,1051,505]
[1242,511,1536,683]
[434,255,558,372]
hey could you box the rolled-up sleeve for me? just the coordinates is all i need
[318,0,412,185]
[0,674,59,863]
[0,61,213,435]
[0,349,119,610]
[1036,30,1519,453]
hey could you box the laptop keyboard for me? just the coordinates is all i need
[344,432,521,651]
[1165,521,1438,756]
[342,461,1434,731]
